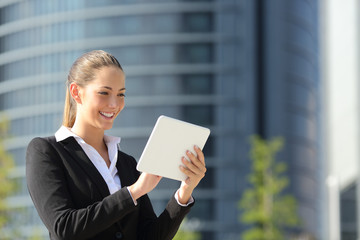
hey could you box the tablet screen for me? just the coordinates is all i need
[136,115,211,181]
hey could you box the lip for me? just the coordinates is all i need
[99,111,115,119]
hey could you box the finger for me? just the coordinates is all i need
[179,164,204,187]
[194,145,205,164]
[181,157,201,175]
[181,157,206,179]
[185,158,206,176]
[186,151,206,172]
[179,165,196,179]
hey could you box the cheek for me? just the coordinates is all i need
[119,99,125,111]
[86,98,103,112]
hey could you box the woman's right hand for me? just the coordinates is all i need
[128,173,162,201]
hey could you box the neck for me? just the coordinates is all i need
[71,121,105,149]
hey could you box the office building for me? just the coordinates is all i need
[0,0,322,239]
[321,0,360,239]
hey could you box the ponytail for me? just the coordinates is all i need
[62,88,76,128]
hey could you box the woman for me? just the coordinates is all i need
[26,50,206,240]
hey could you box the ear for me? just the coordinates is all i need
[69,82,82,104]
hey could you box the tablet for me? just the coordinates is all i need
[136,115,211,181]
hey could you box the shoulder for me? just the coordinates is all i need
[26,136,62,159]
[26,136,64,171]
[27,136,56,151]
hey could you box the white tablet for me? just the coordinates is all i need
[136,115,211,181]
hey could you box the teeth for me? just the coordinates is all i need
[100,112,114,118]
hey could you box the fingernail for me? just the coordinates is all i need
[194,145,199,149]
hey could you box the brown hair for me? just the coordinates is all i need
[62,50,123,127]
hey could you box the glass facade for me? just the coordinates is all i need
[0,0,322,239]
[340,183,357,240]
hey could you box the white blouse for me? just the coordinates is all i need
[55,126,122,194]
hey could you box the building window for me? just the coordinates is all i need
[187,199,215,220]
[182,74,213,95]
[182,13,213,32]
[178,43,213,63]
[341,183,357,240]
[182,105,214,126]
[202,136,214,157]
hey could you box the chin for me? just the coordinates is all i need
[96,122,114,131]
[102,125,113,131]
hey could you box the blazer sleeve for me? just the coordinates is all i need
[137,193,194,240]
[26,137,137,240]
[119,153,195,240]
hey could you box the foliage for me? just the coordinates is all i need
[28,228,43,240]
[0,116,17,235]
[238,135,300,240]
[173,218,201,240]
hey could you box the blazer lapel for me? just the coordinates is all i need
[116,159,131,188]
[60,137,110,198]
[115,146,136,188]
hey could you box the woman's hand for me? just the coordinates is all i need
[178,145,206,204]
[128,173,162,201]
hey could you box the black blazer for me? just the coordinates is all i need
[26,136,193,240]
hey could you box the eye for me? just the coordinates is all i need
[118,93,126,97]
[98,92,108,95]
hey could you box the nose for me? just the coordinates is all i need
[108,95,125,111]
[108,95,118,108]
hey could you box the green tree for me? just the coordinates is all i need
[0,117,17,236]
[238,135,300,240]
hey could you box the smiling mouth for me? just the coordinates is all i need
[100,111,115,118]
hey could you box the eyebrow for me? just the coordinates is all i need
[101,86,126,91]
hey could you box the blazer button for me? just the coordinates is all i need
[115,232,123,239]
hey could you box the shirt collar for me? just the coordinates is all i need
[55,126,121,146]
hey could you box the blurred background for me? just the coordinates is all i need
[0,0,358,239]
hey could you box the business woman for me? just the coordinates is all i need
[26,50,207,240]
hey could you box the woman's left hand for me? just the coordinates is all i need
[178,145,206,204]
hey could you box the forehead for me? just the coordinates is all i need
[91,66,125,87]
